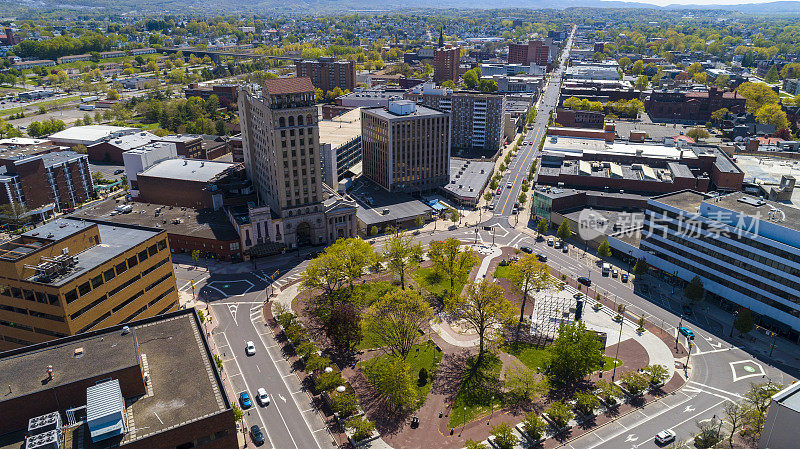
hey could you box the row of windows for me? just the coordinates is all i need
[642,238,800,318]
[645,217,800,286]
[0,286,59,306]
[65,240,167,305]
[647,207,800,263]
[0,320,66,338]
[0,303,65,322]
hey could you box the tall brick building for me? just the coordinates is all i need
[434,45,461,84]
[644,87,746,122]
[507,40,551,67]
[0,151,93,216]
[361,100,450,193]
[295,57,356,93]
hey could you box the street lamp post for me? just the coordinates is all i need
[675,315,683,350]
[474,228,479,245]
[730,310,739,338]
[611,315,624,382]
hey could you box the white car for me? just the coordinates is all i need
[655,429,676,445]
[506,182,513,188]
[245,341,256,356]
[256,387,270,406]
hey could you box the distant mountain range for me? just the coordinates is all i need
[6,0,800,14]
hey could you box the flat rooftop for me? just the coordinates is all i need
[712,192,800,233]
[349,179,432,226]
[319,107,362,149]
[736,155,800,206]
[76,198,239,242]
[363,103,446,120]
[48,125,139,143]
[138,158,235,182]
[92,132,158,150]
[443,159,494,200]
[651,190,709,213]
[10,218,163,286]
[0,310,228,444]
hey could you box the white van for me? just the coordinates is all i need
[602,263,611,276]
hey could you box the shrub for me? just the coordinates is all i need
[574,391,600,416]
[305,354,332,372]
[295,340,319,360]
[345,416,375,442]
[463,440,488,449]
[522,412,547,440]
[595,379,623,404]
[329,390,358,418]
[315,370,344,393]
[621,371,650,396]
[546,401,574,428]
[642,364,669,386]
[490,422,517,449]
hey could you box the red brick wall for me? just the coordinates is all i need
[136,176,211,209]
[167,233,241,261]
[88,142,125,163]
[11,158,52,209]
[123,410,237,449]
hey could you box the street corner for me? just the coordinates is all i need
[200,279,257,300]
[729,359,766,383]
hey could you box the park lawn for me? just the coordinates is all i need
[448,353,505,428]
[501,341,550,371]
[603,357,622,371]
[359,341,442,407]
[493,264,514,280]
[2,95,81,118]
[412,267,466,300]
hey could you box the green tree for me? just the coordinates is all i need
[684,275,705,303]
[734,308,755,335]
[686,62,703,75]
[723,401,747,449]
[736,81,779,113]
[509,254,554,322]
[714,74,730,89]
[327,303,362,352]
[693,416,724,449]
[620,371,649,396]
[445,280,514,361]
[563,96,581,110]
[686,127,710,142]
[634,75,649,91]
[345,416,375,442]
[504,365,547,404]
[546,401,574,428]
[522,412,547,440]
[414,215,423,228]
[618,57,632,72]
[299,251,346,303]
[556,220,571,241]
[362,289,433,359]
[490,422,517,449]
[233,404,243,421]
[548,321,605,386]
[537,218,548,234]
[463,67,482,89]
[710,108,729,124]
[328,237,378,292]
[642,364,669,386]
[483,191,493,202]
[361,354,417,411]
[382,230,423,289]
[369,225,379,236]
[633,257,648,275]
[518,192,527,205]
[595,379,623,405]
[428,238,479,293]
[574,391,600,416]
[630,60,644,75]
[755,103,789,130]
[597,240,612,258]
[765,65,780,83]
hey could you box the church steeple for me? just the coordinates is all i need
[438,27,444,48]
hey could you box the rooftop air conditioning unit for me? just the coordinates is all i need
[25,430,61,449]
[28,412,62,436]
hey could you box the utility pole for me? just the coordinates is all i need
[611,313,624,382]
[675,315,683,350]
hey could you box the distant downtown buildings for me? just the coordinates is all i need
[434,45,460,85]
[295,57,356,93]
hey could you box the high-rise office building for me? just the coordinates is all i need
[295,57,356,93]
[361,100,450,193]
[405,83,506,153]
[238,78,357,247]
[507,40,552,67]
[434,45,460,84]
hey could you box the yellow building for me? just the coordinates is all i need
[0,217,179,350]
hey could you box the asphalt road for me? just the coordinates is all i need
[490,29,574,219]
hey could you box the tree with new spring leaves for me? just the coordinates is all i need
[537,218,548,234]
[329,238,378,292]
[428,238,478,293]
[548,321,604,386]
[382,230,423,289]
[445,280,514,361]
[510,254,554,323]
[684,275,705,303]
[734,308,755,335]
[300,249,347,302]
[361,289,433,359]
[597,240,612,258]
[633,257,648,275]
[557,220,571,241]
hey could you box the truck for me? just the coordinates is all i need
[602,263,611,276]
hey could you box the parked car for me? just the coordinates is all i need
[250,425,265,446]
[621,274,629,282]
[679,327,695,340]
[562,244,569,253]
[512,207,518,214]
[655,429,676,445]
[520,246,532,254]
[496,188,502,195]
[239,391,252,409]
[547,238,554,246]
[488,203,495,210]
[612,269,619,278]
[113,169,124,175]
[554,240,561,249]
[256,387,270,406]
[536,253,548,262]
[577,276,591,286]
[245,341,255,356]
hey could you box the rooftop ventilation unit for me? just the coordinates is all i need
[28,412,62,436]
[25,430,61,449]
